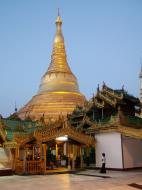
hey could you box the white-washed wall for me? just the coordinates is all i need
[95,132,123,169]
[122,136,142,168]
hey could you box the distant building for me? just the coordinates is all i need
[139,65,142,117]
[69,83,142,169]
[139,66,142,103]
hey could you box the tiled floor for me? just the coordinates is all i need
[0,170,142,190]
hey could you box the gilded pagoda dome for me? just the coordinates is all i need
[18,14,85,122]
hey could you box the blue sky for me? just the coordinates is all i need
[0,0,142,117]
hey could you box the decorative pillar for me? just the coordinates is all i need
[39,143,42,161]
[94,146,96,167]
[14,146,19,171]
[72,144,75,170]
[86,146,89,157]
[17,146,19,159]
[23,148,27,174]
[8,148,12,168]
[43,144,47,173]
[63,142,66,156]
[86,146,90,167]
[32,146,34,160]
[56,143,58,159]
[67,143,71,169]
[80,146,83,168]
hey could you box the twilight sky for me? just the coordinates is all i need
[0,0,142,117]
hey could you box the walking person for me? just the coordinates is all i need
[100,153,106,173]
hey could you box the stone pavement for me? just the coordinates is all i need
[0,169,142,190]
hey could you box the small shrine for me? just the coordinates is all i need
[0,115,95,175]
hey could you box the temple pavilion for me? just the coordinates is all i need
[0,115,95,175]
[69,83,142,169]
[1,82,142,174]
[1,13,142,175]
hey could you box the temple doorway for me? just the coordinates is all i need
[83,147,96,167]
[44,139,85,170]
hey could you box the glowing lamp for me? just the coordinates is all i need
[56,135,68,141]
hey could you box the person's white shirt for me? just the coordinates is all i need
[102,156,106,164]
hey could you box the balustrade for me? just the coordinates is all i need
[15,160,43,175]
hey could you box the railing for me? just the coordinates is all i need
[15,160,44,175]
[15,160,23,175]
[120,115,142,128]
[26,160,43,174]
[97,116,111,124]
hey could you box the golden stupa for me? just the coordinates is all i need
[18,13,85,122]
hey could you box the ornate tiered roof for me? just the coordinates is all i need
[69,84,142,139]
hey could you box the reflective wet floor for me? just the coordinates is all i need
[0,169,142,190]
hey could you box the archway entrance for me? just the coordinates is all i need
[83,147,96,167]
[44,138,85,171]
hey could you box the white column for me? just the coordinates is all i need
[63,143,66,155]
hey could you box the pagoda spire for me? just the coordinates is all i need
[47,12,72,74]
[18,13,85,122]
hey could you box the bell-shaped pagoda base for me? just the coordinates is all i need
[18,91,85,122]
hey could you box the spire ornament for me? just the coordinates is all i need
[46,13,72,75]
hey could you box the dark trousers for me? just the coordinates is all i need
[100,163,106,173]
